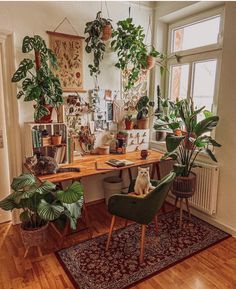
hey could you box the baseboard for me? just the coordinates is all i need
[166,196,236,237]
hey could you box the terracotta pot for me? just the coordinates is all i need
[146,55,155,70]
[125,120,133,130]
[97,146,110,155]
[137,118,149,129]
[35,104,53,123]
[172,172,196,198]
[101,25,112,41]
[20,222,49,248]
[51,134,62,145]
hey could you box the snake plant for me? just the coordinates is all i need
[0,173,83,230]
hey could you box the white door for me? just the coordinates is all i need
[0,47,11,223]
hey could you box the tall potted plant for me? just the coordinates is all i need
[84,11,112,87]
[11,35,63,123]
[136,95,154,129]
[154,98,221,197]
[0,173,84,253]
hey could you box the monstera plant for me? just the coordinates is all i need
[0,173,83,248]
[11,35,63,122]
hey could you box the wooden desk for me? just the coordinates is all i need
[38,150,163,183]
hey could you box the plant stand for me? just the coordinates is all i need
[172,172,196,229]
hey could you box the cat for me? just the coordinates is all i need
[134,167,156,196]
[25,155,80,175]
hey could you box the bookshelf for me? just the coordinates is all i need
[24,122,69,165]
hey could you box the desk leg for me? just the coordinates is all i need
[128,168,133,183]
[83,203,93,239]
[151,163,156,179]
[156,163,161,180]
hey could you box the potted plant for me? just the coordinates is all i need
[51,132,62,145]
[136,96,154,129]
[155,98,221,198]
[11,35,63,123]
[124,115,133,130]
[0,173,84,252]
[84,11,112,87]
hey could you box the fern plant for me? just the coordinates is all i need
[11,35,63,121]
[0,173,83,230]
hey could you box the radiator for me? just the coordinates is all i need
[159,160,219,215]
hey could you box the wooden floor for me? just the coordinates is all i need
[0,202,236,289]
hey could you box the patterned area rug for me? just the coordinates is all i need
[56,211,230,289]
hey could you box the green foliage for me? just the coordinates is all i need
[154,98,221,176]
[11,35,63,121]
[135,95,154,119]
[0,174,84,230]
[111,19,165,90]
[84,11,112,82]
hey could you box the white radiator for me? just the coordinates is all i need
[159,160,219,215]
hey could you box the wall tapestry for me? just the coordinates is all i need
[47,31,85,92]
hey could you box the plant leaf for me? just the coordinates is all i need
[166,134,185,152]
[37,200,64,221]
[0,193,16,211]
[22,36,35,53]
[204,148,218,162]
[56,181,84,204]
[194,116,219,137]
[11,173,36,191]
[36,181,56,194]
[11,59,34,82]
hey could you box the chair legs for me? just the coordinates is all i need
[105,215,116,251]
[140,225,146,264]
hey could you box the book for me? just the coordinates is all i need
[106,159,134,167]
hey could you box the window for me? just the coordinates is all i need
[167,9,223,115]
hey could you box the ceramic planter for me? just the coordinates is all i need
[20,222,49,248]
[101,25,112,41]
[35,104,53,123]
[137,118,149,129]
[51,134,62,145]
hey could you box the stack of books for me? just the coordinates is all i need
[53,146,66,164]
[32,129,42,148]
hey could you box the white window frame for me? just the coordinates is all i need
[151,7,224,155]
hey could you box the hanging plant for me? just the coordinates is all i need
[84,11,112,86]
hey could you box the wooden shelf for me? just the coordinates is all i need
[33,143,67,149]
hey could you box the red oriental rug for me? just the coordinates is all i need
[56,211,230,289]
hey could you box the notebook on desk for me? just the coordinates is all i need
[106,159,135,167]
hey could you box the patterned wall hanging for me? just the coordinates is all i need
[47,28,85,92]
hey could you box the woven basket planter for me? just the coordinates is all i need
[20,222,49,248]
[172,172,196,198]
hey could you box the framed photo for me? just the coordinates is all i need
[47,31,86,92]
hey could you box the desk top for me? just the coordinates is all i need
[38,150,163,183]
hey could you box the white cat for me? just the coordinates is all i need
[134,167,156,196]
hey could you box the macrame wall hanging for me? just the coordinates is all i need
[47,17,86,92]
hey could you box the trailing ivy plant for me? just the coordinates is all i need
[84,11,112,86]
[11,35,63,121]
[111,18,166,90]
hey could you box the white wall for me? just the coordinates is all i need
[0,1,152,203]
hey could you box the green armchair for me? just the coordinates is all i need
[106,171,176,264]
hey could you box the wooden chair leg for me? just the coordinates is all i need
[174,197,179,209]
[24,247,30,258]
[140,224,146,264]
[161,202,166,213]
[153,215,158,236]
[185,198,191,219]
[106,215,116,251]
[124,219,128,227]
[179,198,183,229]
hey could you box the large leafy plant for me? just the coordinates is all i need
[11,35,63,121]
[111,18,165,90]
[84,11,112,85]
[154,98,221,176]
[136,95,154,120]
[0,173,83,230]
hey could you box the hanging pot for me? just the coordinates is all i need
[35,104,53,123]
[101,25,112,41]
[146,55,155,70]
